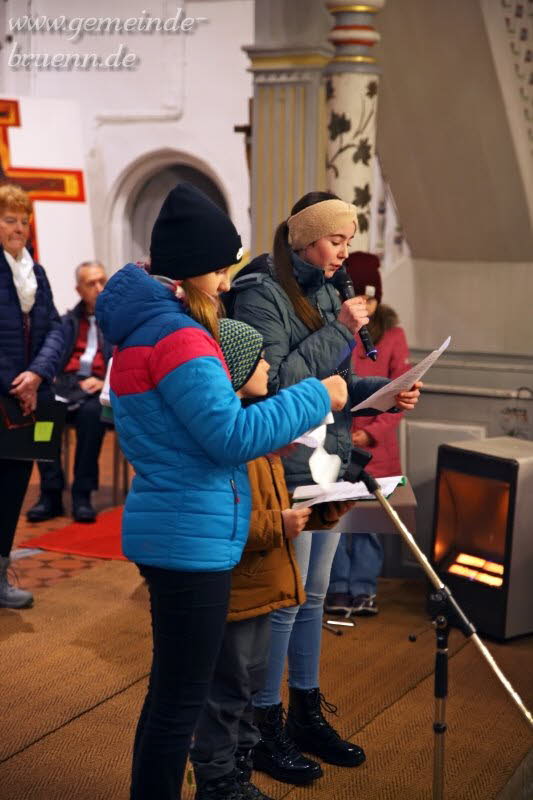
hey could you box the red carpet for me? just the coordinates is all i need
[20,507,126,560]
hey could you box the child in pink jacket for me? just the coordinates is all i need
[326,252,410,617]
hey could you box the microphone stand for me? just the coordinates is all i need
[346,449,533,800]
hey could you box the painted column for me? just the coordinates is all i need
[324,1,385,251]
[245,47,331,255]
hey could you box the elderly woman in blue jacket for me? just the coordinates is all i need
[95,183,347,800]
[231,191,420,785]
[0,184,64,610]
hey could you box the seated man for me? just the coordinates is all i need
[27,261,111,523]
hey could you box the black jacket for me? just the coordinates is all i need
[0,251,64,396]
[58,301,113,374]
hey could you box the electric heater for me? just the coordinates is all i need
[431,436,533,640]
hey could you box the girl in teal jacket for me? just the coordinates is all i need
[231,192,420,785]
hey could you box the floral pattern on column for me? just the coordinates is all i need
[326,77,378,236]
[324,0,385,251]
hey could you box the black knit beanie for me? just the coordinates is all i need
[219,318,264,392]
[150,182,243,279]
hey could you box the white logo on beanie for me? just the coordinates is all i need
[236,246,243,261]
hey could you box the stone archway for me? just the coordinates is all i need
[129,164,228,264]
[104,150,230,273]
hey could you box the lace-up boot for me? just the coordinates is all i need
[252,703,322,785]
[234,749,274,800]
[286,687,365,767]
[0,556,33,609]
[194,770,242,800]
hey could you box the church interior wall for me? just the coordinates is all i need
[375,0,533,357]
[0,0,254,307]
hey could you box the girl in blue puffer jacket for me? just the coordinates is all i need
[95,183,347,800]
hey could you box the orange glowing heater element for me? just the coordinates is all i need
[448,552,504,588]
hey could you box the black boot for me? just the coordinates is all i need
[252,703,322,785]
[235,749,274,800]
[286,687,366,767]
[27,490,64,522]
[72,492,96,523]
[194,769,242,800]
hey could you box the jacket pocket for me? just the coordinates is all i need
[238,551,267,577]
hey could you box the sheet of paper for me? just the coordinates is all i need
[292,412,334,448]
[292,476,404,508]
[351,336,451,413]
[291,413,340,486]
[309,446,342,486]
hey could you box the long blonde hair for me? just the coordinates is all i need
[182,279,223,341]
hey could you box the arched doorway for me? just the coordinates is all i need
[129,164,228,264]
[103,151,231,273]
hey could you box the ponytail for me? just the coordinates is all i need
[273,221,323,332]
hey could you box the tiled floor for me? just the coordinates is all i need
[11,431,127,593]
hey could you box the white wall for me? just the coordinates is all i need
[4,96,94,313]
[389,258,533,357]
[1,0,254,286]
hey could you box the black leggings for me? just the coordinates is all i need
[131,563,232,800]
[0,459,33,557]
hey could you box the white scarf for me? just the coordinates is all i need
[4,247,37,314]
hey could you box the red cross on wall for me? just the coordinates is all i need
[0,98,86,260]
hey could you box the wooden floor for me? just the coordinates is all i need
[12,431,126,590]
[1,570,532,799]
[2,440,533,800]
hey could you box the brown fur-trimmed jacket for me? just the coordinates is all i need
[228,454,354,622]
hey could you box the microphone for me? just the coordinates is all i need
[333,270,378,361]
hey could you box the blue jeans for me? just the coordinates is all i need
[253,530,341,706]
[328,532,383,597]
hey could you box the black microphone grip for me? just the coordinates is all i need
[334,272,378,361]
[358,326,378,361]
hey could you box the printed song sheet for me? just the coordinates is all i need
[292,476,404,508]
[351,336,451,413]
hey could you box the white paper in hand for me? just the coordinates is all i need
[309,446,342,486]
[291,412,339,486]
[351,336,451,413]
[293,412,334,447]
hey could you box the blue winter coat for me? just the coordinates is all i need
[95,264,330,572]
[0,251,64,396]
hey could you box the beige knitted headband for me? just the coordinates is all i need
[287,199,357,250]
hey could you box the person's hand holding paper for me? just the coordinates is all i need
[394,380,423,411]
[351,336,450,413]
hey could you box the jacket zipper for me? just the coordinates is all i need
[230,477,240,540]
[267,456,302,599]
[267,456,284,510]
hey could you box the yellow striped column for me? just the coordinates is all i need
[325,1,385,251]
[246,48,331,256]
